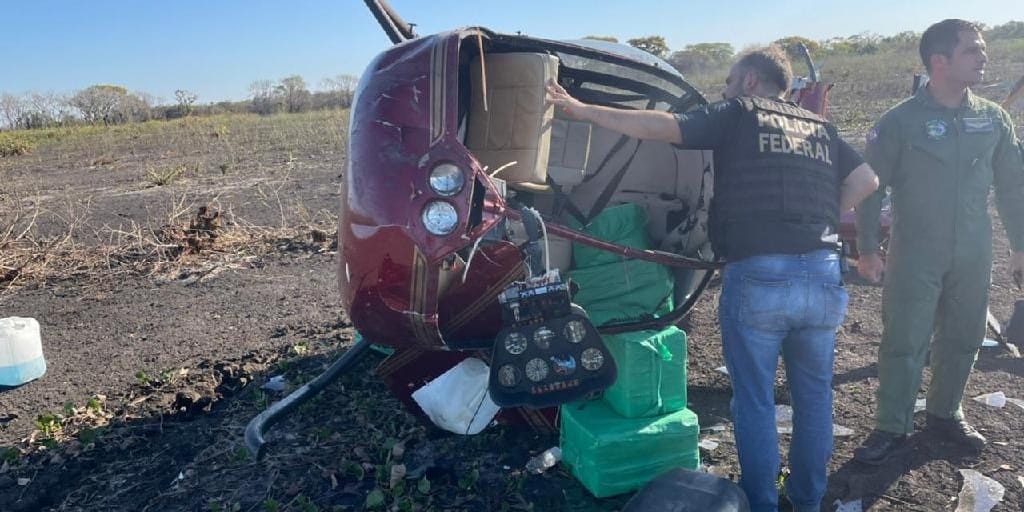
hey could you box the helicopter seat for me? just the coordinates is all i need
[467,52,559,192]
[546,115,591,192]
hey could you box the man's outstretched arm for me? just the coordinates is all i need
[546,80,682,144]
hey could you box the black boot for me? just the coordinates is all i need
[925,414,986,451]
[853,430,908,466]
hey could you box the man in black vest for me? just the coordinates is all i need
[548,47,878,512]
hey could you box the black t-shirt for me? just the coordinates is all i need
[673,98,865,260]
[675,98,863,181]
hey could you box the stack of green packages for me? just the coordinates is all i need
[560,204,700,498]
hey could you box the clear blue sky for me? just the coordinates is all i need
[1,0,1017,104]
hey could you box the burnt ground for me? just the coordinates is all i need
[1,112,1023,512]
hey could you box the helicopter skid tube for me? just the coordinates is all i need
[244,338,373,459]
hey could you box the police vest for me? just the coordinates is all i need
[710,97,842,261]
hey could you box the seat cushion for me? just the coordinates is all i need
[466,53,558,187]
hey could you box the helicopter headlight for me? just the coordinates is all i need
[421,201,459,236]
[428,163,465,196]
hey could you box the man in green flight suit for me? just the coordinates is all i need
[853,19,1024,465]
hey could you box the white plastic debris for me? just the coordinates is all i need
[260,375,287,392]
[775,405,854,436]
[411,358,500,435]
[776,405,794,434]
[955,469,1004,512]
[701,423,728,432]
[972,392,1006,408]
[981,338,999,348]
[1005,397,1024,410]
[389,464,406,488]
[915,398,927,413]
[715,366,729,375]
[833,498,863,512]
[701,464,730,477]
[0,317,46,387]
[833,425,856,437]
[699,439,720,451]
[525,447,561,474]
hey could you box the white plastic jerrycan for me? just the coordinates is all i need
[0,317,46,388]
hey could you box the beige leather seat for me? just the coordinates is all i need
[466,53,559,191]
[547,116,591,191]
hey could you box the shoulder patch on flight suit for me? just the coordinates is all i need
[961,117,994,133]
[925,119,948,140]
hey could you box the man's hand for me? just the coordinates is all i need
[857,253,885,283]
[1012,251,1024,290]
[545,79,682,143]
[546,80,588,120]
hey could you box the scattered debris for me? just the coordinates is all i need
[833,425,856,437]
[700,464,730,477]
[701,423,729,432]
[972,392,1006,408]
[915,398,927,413]
[698,439,720,451]
[260,375,287,392]
[1005,397,1024,410]
[391,442,405,461]
[774,405,854,436]
[389,464,406,488]
[833,498,862,512]
[956,469,1004,512]
[525,447,562,474]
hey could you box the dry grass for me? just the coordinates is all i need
[0,109,347,295]
[0,193,337,296]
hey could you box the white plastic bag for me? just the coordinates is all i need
[411,358,500,435]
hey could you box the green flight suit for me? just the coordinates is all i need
[857,86,1024,434]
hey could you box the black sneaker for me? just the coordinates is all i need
[853,430,908,466]
[925,414,986,451]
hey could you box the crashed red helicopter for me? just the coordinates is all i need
[245,0,887,456]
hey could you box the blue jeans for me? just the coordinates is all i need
[719,250,848,512]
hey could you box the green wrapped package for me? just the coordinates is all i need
[567,203,674,326]
[570,203,651,267]
[567,259,673,326]
[560,401,700,498]
[603,326,687,418]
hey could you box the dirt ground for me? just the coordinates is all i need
[1,112,1023,512]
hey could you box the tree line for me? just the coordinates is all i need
[0,74,359,131]
[591,20,1023,75]
[3,19,1021,131]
